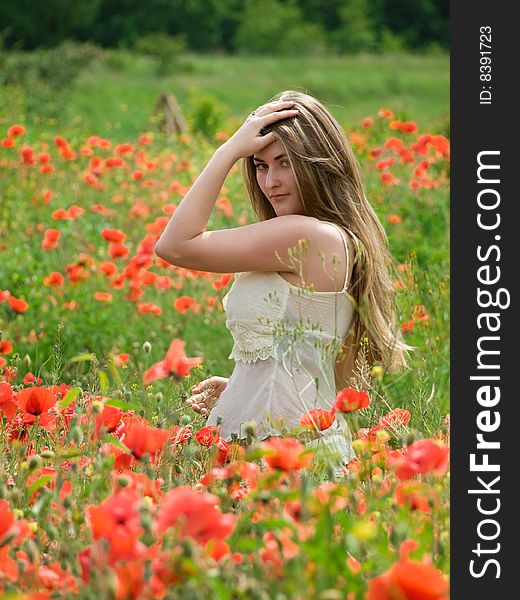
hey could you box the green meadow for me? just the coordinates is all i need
[0,51,450,598]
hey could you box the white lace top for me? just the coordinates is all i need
[205,222,357,467]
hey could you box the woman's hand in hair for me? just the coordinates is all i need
[220,100,298,162]
[186,376,229,416]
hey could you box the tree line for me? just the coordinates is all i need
[0,0,449,54]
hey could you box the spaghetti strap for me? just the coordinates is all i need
[325,222,351,293]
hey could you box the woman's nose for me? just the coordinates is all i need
[265,168,280,189]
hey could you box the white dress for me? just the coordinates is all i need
[205,222,357,475]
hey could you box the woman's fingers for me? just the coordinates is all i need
[254,100,294,117]
[259,108,298,125]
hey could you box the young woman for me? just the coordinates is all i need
[155,91,409,473]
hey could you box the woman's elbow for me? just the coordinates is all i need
[154,242,177,264]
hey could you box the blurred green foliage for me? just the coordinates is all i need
[0,0,449,54]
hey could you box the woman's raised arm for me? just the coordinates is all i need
[155,100,298,259]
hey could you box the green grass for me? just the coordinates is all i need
[4,51,449,141]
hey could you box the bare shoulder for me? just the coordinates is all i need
[282,218,355,292]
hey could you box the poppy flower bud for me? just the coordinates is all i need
[70,426,83,444]
[143,341,152,354]
[405,431,416,446]
[28,455,42,470]
[243,420,257,438]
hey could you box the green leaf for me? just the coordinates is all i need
[27,475,53,496]
[59,387,81,409]
[69,353,97,363]
[97,369,109,393]
[59,449,83,460]
[105,434,132,454]
[104,398,140,411]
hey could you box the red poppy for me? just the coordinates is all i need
[23,372,43,385]
[401,320,415,333]
[99,262,117,276]
[42,229,60,250]
[105,157,125,168]
[300,408,336,431]
[15,386,57,430]
[8,296,29,313]
[121,420,170,461]
[114,143,133,155]
[195,425,222,446]
[66,205,84,219]
[334,387,370,412]
[20,146,35,165]
[102,228,127,243]
[376,158,394,170]
[366,557,449,600]
[83,172,100,187]
[0,340,13,354]
[261,437,313,471]
[137,303,162,316]
[16,386,56,414]
[381,172,398,185]
[389,214,403,225]
[108,242,130,259]
[412,305,430,322]
[113,353,130,367]
[362,116,374,128]
[390,439,450,481]
[51,209,68,220]
[378,108,394,119]
[0,498,21,547]
[400,121,418,134]
[94,292,113,302]
[143,338,202,385]
[87,491,143,563]
[0,381,17,421]
[168,424,193,445]
[430,135,450,156]
[260,528,300,577]
[174,295,196,313]
[399,149,415,163]
[379,408,411,429]
[53,135,68,149]
[43,272,64,287]
[384,137,403,151]
[155,486,236,544]
[394,480,438,513]
[8,124,25,137]
[94,405,123,438]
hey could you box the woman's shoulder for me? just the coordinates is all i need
[310,219,355,256]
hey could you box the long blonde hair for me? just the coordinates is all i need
[242,90,411,371]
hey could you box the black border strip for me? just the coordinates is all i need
[451,1,515,595]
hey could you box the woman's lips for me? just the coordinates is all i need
[271,193,289,199]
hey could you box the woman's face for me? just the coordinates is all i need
[252,140,304,216]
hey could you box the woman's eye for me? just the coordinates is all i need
[255,164,266,170]
[280,160,289,167]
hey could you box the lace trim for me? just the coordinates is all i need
[227,345,276,364]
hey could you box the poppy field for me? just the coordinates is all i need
[0,103,450,599]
